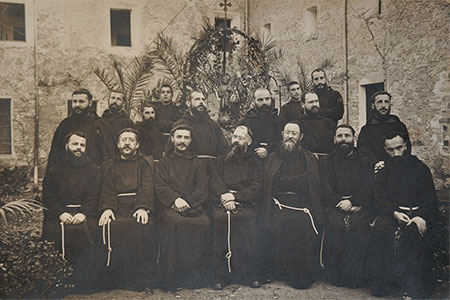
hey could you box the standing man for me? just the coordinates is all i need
[155,124,210,289]
[46,88,114,173]
[209,125,263,290]
[98,128,154,290]
[241,87,281,159]
[135,103,164,159]
[171,89,228,158]
[42,131,101,292]
[320,124,374,288]
[311,68,344,125]
[101,89,134,142]
[262,122,325,289]
[357,91,411,164]
[369,132,438,299]
[154,84,182,145]
[279,81,303,126]
[298,91,336,155]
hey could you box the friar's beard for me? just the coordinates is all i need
[109,103,122,114]
[256,104,272,114]
[278,139,300,159]
[192,106,209,121]
[336,141,354,155]
[225,143,246,162]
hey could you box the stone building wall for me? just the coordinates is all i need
[249,0,450,187]
[1,0,448,187]
[0,0,245,172]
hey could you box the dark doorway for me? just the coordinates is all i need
[365,82,385,122]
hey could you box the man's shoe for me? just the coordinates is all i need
[250,280,261,288]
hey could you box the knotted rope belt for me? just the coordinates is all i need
[223,189,237,273]
[272,197,319,235]
[60,222,66,260]
[101,192,139,267]
[272,196,324,268]
[226,210,232,273]
[102,219,112,266]
[196,155,216,159]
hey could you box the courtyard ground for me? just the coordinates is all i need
[63,279,449,300]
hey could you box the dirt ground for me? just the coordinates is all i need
[64,280,449,300]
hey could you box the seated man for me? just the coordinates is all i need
[262,122,325,289]
[155,124,210,289]
[42,131,101,292]
[320,124,374,288]
[369,132,438,299]
[98,128,154,290]
[135,103,164,159]
[210,125,263,289]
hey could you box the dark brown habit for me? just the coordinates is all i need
[209,153,263,284]
[154,147,210,289]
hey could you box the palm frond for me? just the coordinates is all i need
[92,66,117,91]
[125,56,155,113]
[0,199,44,226]
[296,60,313,91]
[113,60,126,93]
[150,33,185,92]
[318,58,336,70]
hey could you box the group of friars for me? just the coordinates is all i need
[42,68,438,299]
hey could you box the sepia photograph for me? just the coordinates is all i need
[0,0,449,299]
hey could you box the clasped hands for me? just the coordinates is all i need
[394,211,427,236]
[98,208,149,226]
[221,192,239,211]
[59,212,86,224]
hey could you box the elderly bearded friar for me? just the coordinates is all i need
[262,122,325,289]
[209,125,264,290]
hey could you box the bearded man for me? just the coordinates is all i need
[101,90,134,141]
[42,131,101,292]
[368,132,438,299]
[262,122,325,289]
[298,91,335,155]
[241,87,281,159]
[279,81,303,126]
[46,88,114,173]
[311,68,344,125]
[155,124,210,290]
[209,125,263,290]
[98,128,154,290]
[135,103,164,159]
[154,84,182,145]
[171,89,228,159]
[320,124,374,288]
[357,91,411,164]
